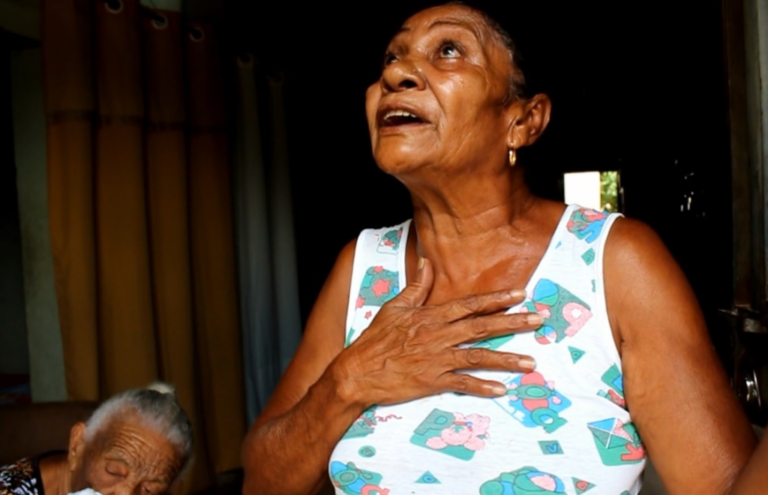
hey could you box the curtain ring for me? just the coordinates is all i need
[238,53,254,67]
[105,0,124,14]
[151,12,168,30]
[189,26,205,42]
[269,71,285,84]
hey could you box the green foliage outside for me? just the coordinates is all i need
[601,171,619,212]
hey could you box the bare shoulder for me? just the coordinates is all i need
[603,216,675,275]
[603,215,664,255]
[603,216,756,492]
[602,216,699,340]
[253,238,357,427]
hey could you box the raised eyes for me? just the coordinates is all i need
[383,51,398,67]
[382,39,463,69]
[437,40,462,58]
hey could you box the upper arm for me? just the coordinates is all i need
[252,238,357,430]
[604,218,756,494]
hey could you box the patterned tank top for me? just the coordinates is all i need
[328,205,645,495]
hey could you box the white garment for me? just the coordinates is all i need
[329,205,644,495]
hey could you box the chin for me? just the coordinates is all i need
[373,143,433,177]
[374,155,426,177]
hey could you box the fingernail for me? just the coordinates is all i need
[490,384,507,396]
[418,257,425,270]
[526,313,544,326]
[509,289,527,299]
[519,357,537,371]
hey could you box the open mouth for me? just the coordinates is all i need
[379,109,426,127]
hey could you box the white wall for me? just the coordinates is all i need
[11,47,67,401]
[2,0,67,401]
[752,0,768,290]
[564,172,602,210]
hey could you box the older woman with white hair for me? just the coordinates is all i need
[0,383,192,495]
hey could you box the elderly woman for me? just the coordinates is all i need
[242,3,756,494]
[0,383,192,495]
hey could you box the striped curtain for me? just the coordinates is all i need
[42,0,246,489]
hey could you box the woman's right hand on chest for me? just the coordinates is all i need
[329,258,542,408]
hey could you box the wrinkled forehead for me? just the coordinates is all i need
[390,4,513,76]
[395,4,495,44]
[88,417,183,481]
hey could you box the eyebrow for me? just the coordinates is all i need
[105,456,130,467]
[428,18,484,41]
[393,17,483,40]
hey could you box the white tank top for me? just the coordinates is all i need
[328,205,645,495]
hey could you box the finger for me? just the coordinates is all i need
[443,312,543,346]
[438,289,528,322]
[449,348,536,373]
[439,373,509,398]
[389,257,434,308]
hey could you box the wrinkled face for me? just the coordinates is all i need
[366,4,516,178]
[69,418,183,495]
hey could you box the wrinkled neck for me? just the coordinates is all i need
[404,165,541,289]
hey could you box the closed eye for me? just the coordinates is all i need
[142,482,168,495]
[104,461,129,478]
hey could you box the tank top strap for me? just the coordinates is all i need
[526,204,624,366]
[562,205,623,261]
[344,220,412,347]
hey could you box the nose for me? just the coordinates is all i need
[381,59,425,93]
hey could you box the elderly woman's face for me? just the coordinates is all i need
[366,5,515,177]
[68,418,183,495]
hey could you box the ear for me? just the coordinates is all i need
[506,93,552,149]
[68,422,87,471]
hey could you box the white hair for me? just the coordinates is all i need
[85,382,193,475]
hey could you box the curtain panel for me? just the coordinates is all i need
[42,0,246,488]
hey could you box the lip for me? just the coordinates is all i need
[376,101,430,133]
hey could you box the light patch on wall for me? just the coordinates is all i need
[564,171,601,210]
[564,171,621,212]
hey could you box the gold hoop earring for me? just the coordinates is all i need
[509,149,517,167]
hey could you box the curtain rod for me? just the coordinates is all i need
[99,0,169,26]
